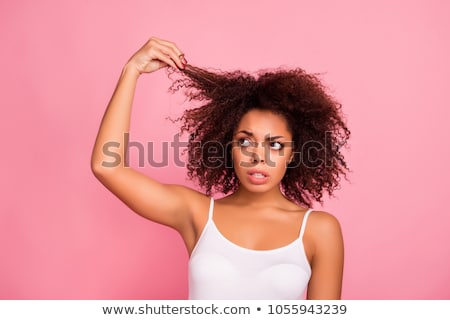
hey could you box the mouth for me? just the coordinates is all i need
[247,170,270,184]
[249,172,267,178]
[248,169,269,178]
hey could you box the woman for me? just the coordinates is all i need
[91,37,350,299]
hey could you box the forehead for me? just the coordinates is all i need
[235,109,291,136]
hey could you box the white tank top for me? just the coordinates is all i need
[188,198,312,299]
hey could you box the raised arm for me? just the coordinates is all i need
[91,37,206,250]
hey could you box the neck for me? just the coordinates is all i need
[230,185,288,207]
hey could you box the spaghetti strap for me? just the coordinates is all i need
[207,197,215,221]
[299,208,313,239]
[189,202,313,299]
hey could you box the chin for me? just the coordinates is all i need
[239,181,278,194]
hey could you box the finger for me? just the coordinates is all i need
[151,48,178,70]
[151,37,186,67]
[152,37,184,56]
[178,53,188,65]
[152,42,185,69]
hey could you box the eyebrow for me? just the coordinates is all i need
[235,130,285,140]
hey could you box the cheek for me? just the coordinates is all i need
[270,149,292,164]
[232,146,251,163]
[274,160,288,176]
[268,151,292,174]
[231,147,244,171]
[231,147,240,165]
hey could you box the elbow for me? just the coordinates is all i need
[91,157,105,180]
[90,158,123,191]
[91,145,122,179]
[91,159,102,178]
[90,156,115,180]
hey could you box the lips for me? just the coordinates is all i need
[247,169,270,185]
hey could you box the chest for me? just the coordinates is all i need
[212,206,304,251]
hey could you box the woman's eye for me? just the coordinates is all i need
[270,141,284,150]
[238,138,252,147]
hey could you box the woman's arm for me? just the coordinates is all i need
[306,212,344,299]
[91,38,204,241]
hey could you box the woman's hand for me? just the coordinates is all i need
[125,37,187,75]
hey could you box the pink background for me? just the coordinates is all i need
[1,0,449,299]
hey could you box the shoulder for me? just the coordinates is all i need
[305,210,343,257]
[167,184,211,215]
[308,210,342,236]
[302,210,344,299]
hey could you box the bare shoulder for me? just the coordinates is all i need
[304,210,344,256]
[165,184,211,217]
[165,183,207,202]
[305,210,344,299]
[308,210,342,236]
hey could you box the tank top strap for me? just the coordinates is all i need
[298,208,313,239]
[207,197,215,221]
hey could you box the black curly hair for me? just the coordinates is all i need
[168,65,350,207]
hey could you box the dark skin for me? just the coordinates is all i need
[91,37,344,299]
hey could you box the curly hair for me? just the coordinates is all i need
[168,65,350,207]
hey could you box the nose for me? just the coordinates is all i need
[251,142,266,163]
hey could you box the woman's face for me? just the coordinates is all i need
[232,109,293,193]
